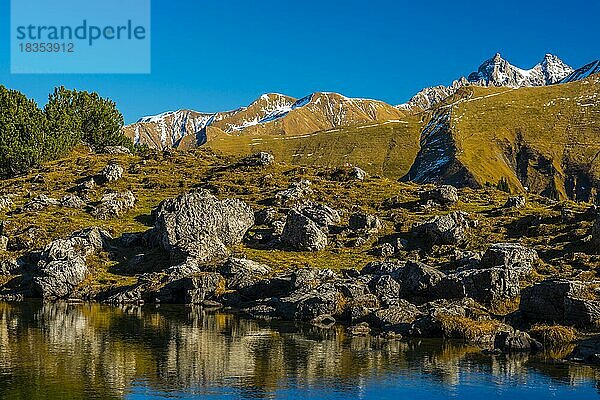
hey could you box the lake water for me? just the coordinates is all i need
[0,301,599,399]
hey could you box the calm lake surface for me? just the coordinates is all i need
[0,301,599,399]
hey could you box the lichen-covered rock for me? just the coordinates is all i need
[33,227,111,298]
[298,202,341,228]
[361,260,406,277]
[370,300,422,333]
[92,191,136,219]
[277,282,342,321]
[480,243,538,274]
[60,194,86,209]
[151,190,254,263]
[100,163,124,183]
[519,279,600,326]
[349,212,382,233]
[239,152,274,167]
[494,330,543,353]
[0,236,8,252]
[412,211,471,245]
[254,207,277,226]
[420,185,459,205]
[368,274,401,300]
[437,268,520,305]
[219,257,271,278]
[23,194,60,212]
[0,195,14,212]
[280,209,327,251]
[397,261,445,300]
[275,180,312,206]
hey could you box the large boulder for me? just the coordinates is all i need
[154,272,224,304]
[397,261,445,300]
[280,209,327,251]
[277,282,342,321]
[494,330,543,353]
[298,202,341,228]
[23,194,60,212]
[369,300,422,333]
[437,268,520,305]
[33,227,111,298]
[100,163,124,183]
[349,212,382,234]
[275,180,312,207]
[412,211,471,245]
[519,279,600,326]
[92,191,136,219]
[480,243,538,274]
[420,185,459,205]
[61,194,86,209]
[151,190,254,263]
[361,260,406,277]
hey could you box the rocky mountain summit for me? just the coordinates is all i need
[399,53,575,112]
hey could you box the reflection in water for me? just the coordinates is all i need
[0,301,599,399]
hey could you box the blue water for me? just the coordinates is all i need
[0,302,598,399]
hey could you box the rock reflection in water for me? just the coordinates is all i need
[0,301,599,399]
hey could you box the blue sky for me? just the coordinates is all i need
[1,0,599,123]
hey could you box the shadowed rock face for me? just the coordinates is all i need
[151,190,255,263]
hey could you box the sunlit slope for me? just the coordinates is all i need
[207,118,422,178]
[407,75,600,200]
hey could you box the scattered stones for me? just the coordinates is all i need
[275,180,312,206]
[349,212,382,234]
[151,190,254,264]
[77,178,96,192]
[100,163,124,183]
[519,279,600,326]
[60,194,86,209]
[420,185,459,205]
[280,209,328,251]
[239,152,274,167]
[92,191,136,219]
[504,196,526,209]
[412,211,471,245]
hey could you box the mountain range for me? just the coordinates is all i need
[123,53,600,201]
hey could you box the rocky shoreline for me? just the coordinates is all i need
[1,151,600,365]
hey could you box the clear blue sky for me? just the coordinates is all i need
[1,0,599,123]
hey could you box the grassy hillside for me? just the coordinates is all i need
[449,75,600,198]
[207,118,423,179]
[1,146,598,298]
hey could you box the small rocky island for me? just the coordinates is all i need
[2,148,600,365]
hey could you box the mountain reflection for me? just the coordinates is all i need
[0,301,599,399]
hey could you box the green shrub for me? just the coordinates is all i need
[0,86,47,176]
[0,85,132,177]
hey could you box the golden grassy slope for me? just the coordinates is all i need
[448,75,600,196]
